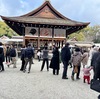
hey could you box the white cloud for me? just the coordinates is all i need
[0,0,100,26]
[0,0,10,15]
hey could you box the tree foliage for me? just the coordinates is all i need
[0,21,18,38]
[68,31,85,41]
[69,25,100,42]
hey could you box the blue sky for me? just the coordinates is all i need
[0,0,100,26]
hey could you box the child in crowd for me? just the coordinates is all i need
[82,66,93,84]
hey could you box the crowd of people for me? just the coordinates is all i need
[0,41,100,98]
[0,41,100,97]
[0,42,100,77]
[0,42,100,83]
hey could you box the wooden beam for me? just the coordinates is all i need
[23,27,25,46]
[52,28,54,48]
[38,27,40,48]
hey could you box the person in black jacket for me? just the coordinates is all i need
[50,47,60,75]
[0,42,5,71]
[23,44,34,73]
[91,48,100,99]
[91,48,100,79]
[61,43,71,79]
[93,48,100,80]
[20,45,26,71]
[8,44,17,68]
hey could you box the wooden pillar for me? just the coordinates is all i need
[59,41,60,48]
[65,30,68,44]
[22,26,25,46]
[38,27,40,49]
[57,41,58,47]
[62,41,63,47]
[52,28,54,48]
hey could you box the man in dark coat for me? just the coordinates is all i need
[92,48,100,99]
[94,49,100,80]
[0,42,5,71]
[91,48,100,79]
[23,44,34,73]
[20,45,26,71]
[61,43,71,79]
[50,47,60,75]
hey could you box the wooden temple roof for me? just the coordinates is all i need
[1,16,89,26]
[1,1,90,36]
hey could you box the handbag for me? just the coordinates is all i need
[74,66,78,73]
[90,79,100,93]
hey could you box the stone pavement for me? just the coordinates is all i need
[0,59,99,99]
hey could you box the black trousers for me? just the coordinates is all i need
[37,56,40,61]
[41,58,49,71]
[6,55,10,62]
[77,66,81,78]
[20,59,25,70]
[53,69,59,75]
[0,62,4,71]
[62,61,69,78]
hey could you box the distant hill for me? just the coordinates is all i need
[0,21,18,38]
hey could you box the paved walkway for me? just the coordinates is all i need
[0,59,99,99]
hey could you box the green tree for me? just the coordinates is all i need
[0,21,18,38]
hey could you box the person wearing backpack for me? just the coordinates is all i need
[8,44,17,68]
[23,43,34,73]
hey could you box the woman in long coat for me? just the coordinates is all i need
[50,47,60,75]
[81,50,89,68]
[71,47,82,80]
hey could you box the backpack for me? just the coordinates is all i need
[26,48,33,59]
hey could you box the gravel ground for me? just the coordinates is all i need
[0,59,99,99]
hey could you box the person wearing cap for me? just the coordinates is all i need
[61,43,71,79]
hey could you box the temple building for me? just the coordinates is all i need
[1,0,90,49]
